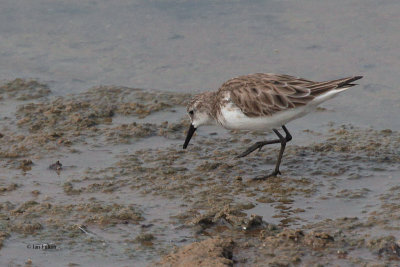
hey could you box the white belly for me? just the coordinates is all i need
[219,103,313,131]
[218,88,347,131]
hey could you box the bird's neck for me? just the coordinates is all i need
[207,92,220,120]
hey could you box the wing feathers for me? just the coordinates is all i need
[218,73,362,118]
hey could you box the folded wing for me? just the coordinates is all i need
[218,73,361,117]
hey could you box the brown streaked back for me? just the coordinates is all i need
[217,73,362,117]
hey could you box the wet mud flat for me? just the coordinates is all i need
[0,79,400,266]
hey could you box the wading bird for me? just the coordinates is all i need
[183,73,362,179]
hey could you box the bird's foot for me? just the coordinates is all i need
[252,170,281,181]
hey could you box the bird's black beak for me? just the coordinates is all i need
[183,124,196,149]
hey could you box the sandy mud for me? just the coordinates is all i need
[0,79,399,266]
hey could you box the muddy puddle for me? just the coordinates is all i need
[0,79,399,266]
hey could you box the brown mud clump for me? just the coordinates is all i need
[155,237,234,267]
[0,231,10,249]
[0,78,51,100]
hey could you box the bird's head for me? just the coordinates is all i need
[183,92,216,149]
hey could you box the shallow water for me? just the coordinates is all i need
[1,0,400,266]
[1,0,400,127]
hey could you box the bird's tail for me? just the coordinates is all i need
[309,76,363,96]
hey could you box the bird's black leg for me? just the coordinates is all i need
[237,125,292,158]
[253,125,292,180]
[236,139,281,158]
[281,125,292,142]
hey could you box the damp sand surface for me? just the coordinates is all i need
[0,80,400,266]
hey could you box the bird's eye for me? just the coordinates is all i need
[189,110,194,115]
